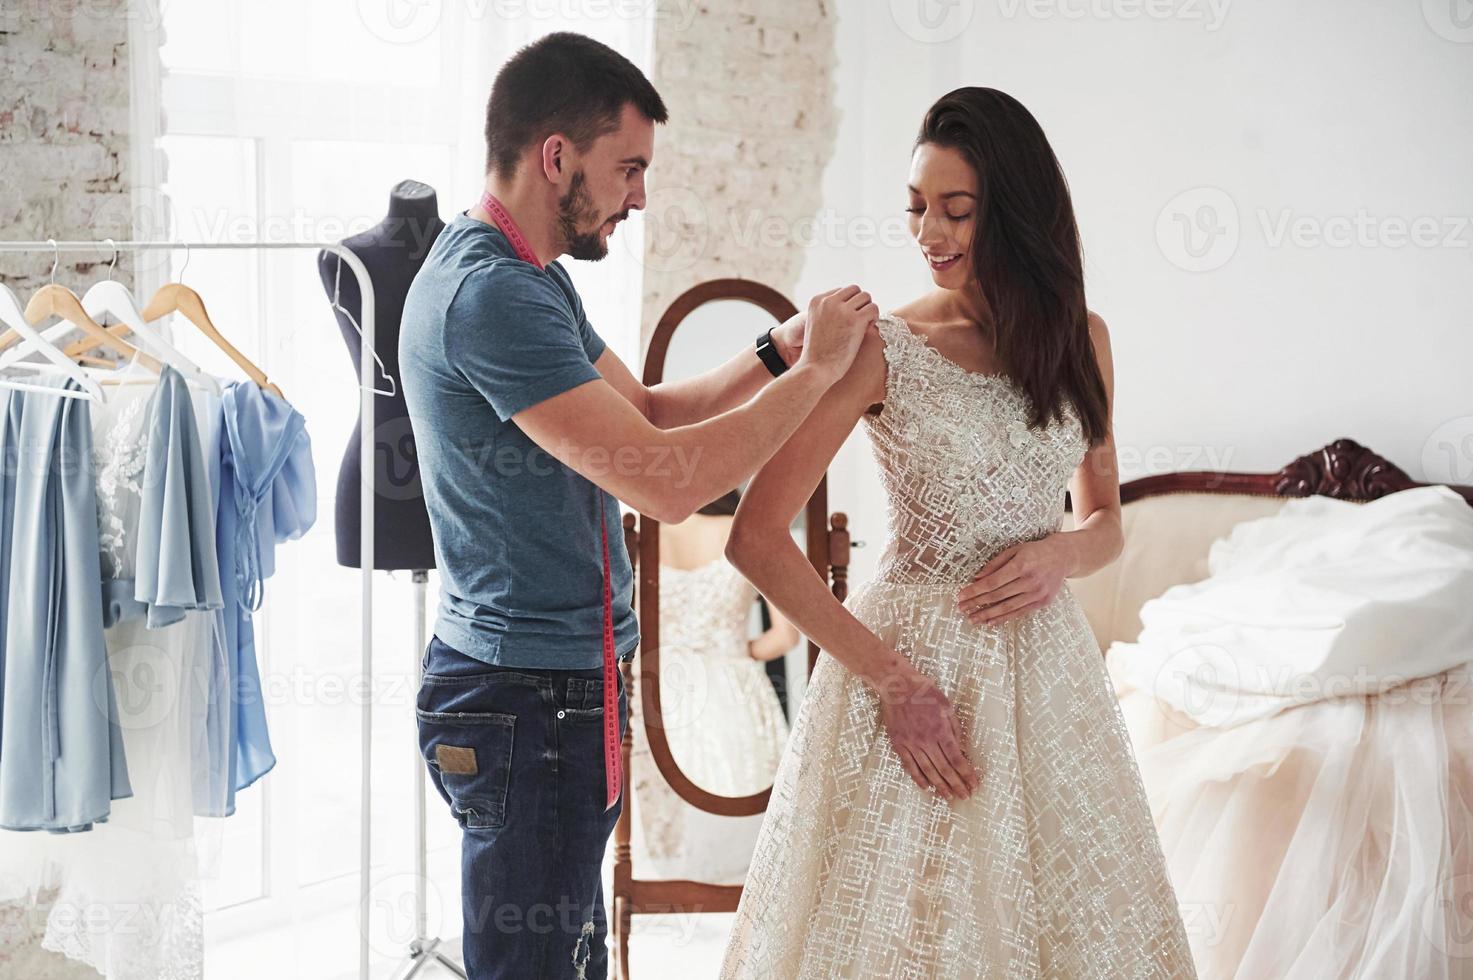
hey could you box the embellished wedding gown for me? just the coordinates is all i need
[719,315,1198,978]
[630,557,790,884]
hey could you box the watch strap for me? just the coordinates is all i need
[756,328,788,377]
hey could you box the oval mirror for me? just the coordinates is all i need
[634,279,835,837]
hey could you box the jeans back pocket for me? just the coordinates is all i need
[417,709,516,831]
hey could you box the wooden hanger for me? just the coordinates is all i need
[140,282,283,398]
[0,283,105,402]
[54,241,222,395]
[20,284,163,375]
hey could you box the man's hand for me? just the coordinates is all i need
[798,285,878,384]
[873,662,980,803]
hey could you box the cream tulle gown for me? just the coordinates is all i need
[1112,658,1473,980]
[719,314,1198,979]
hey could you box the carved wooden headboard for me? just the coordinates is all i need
[1090,437,1473,509]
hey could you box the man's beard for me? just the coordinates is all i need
[557,170,624,261]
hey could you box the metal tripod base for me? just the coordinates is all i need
[392,936,467,980]
[388,570,467,980]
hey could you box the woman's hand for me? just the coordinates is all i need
[771,310,805,367]
[748,601,801,661]
[874,663,980,803]
[956,534,1076,626]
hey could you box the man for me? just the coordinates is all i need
[399,31,876,980]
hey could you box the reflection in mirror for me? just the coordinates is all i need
[629,299,806,885]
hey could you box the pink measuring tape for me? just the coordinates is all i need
[478,190,622,812]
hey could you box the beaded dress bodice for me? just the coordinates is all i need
[862,314,1088,586]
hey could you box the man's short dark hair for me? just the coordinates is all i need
[484,31,668,178]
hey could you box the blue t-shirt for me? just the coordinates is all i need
[400,212,638,669]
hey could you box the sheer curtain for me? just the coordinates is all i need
[126,3,655,976]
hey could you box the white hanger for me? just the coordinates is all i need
[0,249,103,402]
[78,240,222,395]
[329,254,396,397]
[0,241,83,370]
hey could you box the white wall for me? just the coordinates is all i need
[797,0,1473,584]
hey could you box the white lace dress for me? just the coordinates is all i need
[630,558,790,885]
[719,315,1198,978]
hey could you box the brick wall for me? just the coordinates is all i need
[640,1,839,341]
[0,0,136,292]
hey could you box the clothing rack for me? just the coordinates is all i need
[0,239,381,980]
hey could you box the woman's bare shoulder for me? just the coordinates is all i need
[888,292,941,329]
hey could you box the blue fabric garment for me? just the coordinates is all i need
[112,366,227,820]
[205,381,315,815]
[400,212,638,670]
[95,366,225,631]
[135,365,224,626]
[0,378,132,832]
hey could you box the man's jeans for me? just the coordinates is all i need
[417,635,628,979]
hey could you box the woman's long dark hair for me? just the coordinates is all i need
[916,87,1109,447]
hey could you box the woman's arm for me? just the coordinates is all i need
[727,329,980,802]
[1060,312,1124,576]
[748,600,801,662]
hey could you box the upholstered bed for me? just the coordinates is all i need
[1062,436,1473,979]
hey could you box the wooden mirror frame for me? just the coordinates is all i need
[609,279,852,979]
[636,278,834,817]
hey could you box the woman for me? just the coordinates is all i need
[630,488,796,885]
[718,88,1198,977]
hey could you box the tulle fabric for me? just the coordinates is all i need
[1111,658,1473,980]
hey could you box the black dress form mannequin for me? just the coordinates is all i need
[318,180,443,570]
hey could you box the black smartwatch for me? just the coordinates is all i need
[755,327,789,377]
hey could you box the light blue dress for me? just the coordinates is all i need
[0,377,131,832]
[204,380,315,815]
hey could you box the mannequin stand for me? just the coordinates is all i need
[393,569,467,980]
